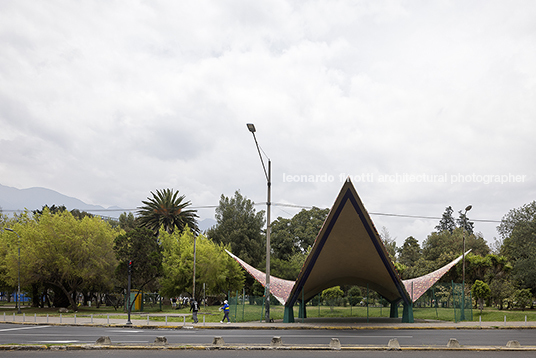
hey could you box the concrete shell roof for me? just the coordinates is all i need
[226,179,466,307]
[286,179,410,307]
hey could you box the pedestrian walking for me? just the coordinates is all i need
[190,298,199,323]
[220,300,230,324]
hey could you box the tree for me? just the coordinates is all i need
[457,210,474,234]
[270,252,307,281]
[422,228,490,263]
[471,280,490,314]
[497,201,536,240]
[380,226,396,262]
[118,212,137,232]
[270,207,329,260]
[33,205,94,220]
[397,236,421,267]
[464,253,511,285]
[159,228,244,298]
[435,206,456,233]
[270,217,294,261]
[2,209,118,311]
[513,288,533,311]
[32,204,68,216]
[113,227,163,292]
[322,286,344,312]
[489,278,514,310]
[347,286,363,306]
[499,202,536,292]
[207,191,265,268]
[420,228,489,284]
[137,189,199,235]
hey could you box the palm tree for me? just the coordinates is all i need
[137,189,199,235]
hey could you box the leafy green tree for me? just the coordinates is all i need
[394,262,407,278]
[513,288,533,311]
[137,189,199,235]
[401,256,446,280]
[207,191,265,268]
[3,210,118,310]
[0,228,14,300]
[489,278,514,310]
[270,207,329,260]
[422,228,490,263]
[270,217,293,260]
[421,229,489,283]
[457,210,474,234]
[347,286,363,306]
[32,204,68,216]
[380,227,397,262]
[322,286,344,312]
[500,205,536,292]
[113,227,163,292]
[435,206,456,233]
[32,205,94,220]
[465,253,512,285]
[270,252,307,281]
[159,228,244,298]
[497,201,536,240]
[471,280,491,314]
[287,207,329,253]
[397,236,421,267]
[118,212,137,232]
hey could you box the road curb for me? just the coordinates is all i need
[2,344,536,351]
[2,320,536,330]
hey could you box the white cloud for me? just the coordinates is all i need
[1,0,535,247]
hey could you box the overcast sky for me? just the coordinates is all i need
[1,0,535,248]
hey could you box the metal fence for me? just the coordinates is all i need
[223,282,473,323]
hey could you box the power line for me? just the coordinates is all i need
[1,203,502,223]
[368,212,501,223]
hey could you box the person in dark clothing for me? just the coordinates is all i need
[190,298,199,323]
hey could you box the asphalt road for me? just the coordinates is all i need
[1,324,535,347]
[2,351,536,358]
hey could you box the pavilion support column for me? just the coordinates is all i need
[390,301,399,318]
[298,300,307,319]
[283,305,295,323]
[402,301,414,323]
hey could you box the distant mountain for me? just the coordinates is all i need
[0,184,217,226]
[199,218,217,232]
[0,184,125,217]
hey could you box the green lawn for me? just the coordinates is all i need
[2,302,536,323]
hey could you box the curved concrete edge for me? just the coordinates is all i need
[2,344,536,351]
[3,320,536,330]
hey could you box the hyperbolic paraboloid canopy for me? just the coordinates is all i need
[227,179,467,317]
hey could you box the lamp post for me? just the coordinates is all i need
[126,260,133,325]
[4,228,21,314]
[193,235,196,301]
[246,123,271,323]
[461,205,472,321]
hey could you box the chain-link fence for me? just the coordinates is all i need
[225,282,472,322]
[452,282,473,322]
[227,290,285,322]
[413,281,472,322]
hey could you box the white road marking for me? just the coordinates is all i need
[0,325,51,332]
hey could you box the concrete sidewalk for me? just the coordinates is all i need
[3,311,536,329]
[2,312,536,351]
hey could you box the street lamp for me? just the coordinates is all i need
[193,235,197,300]
[461,205,472,321]
[246,123,271,323]
[4,228,21,314]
